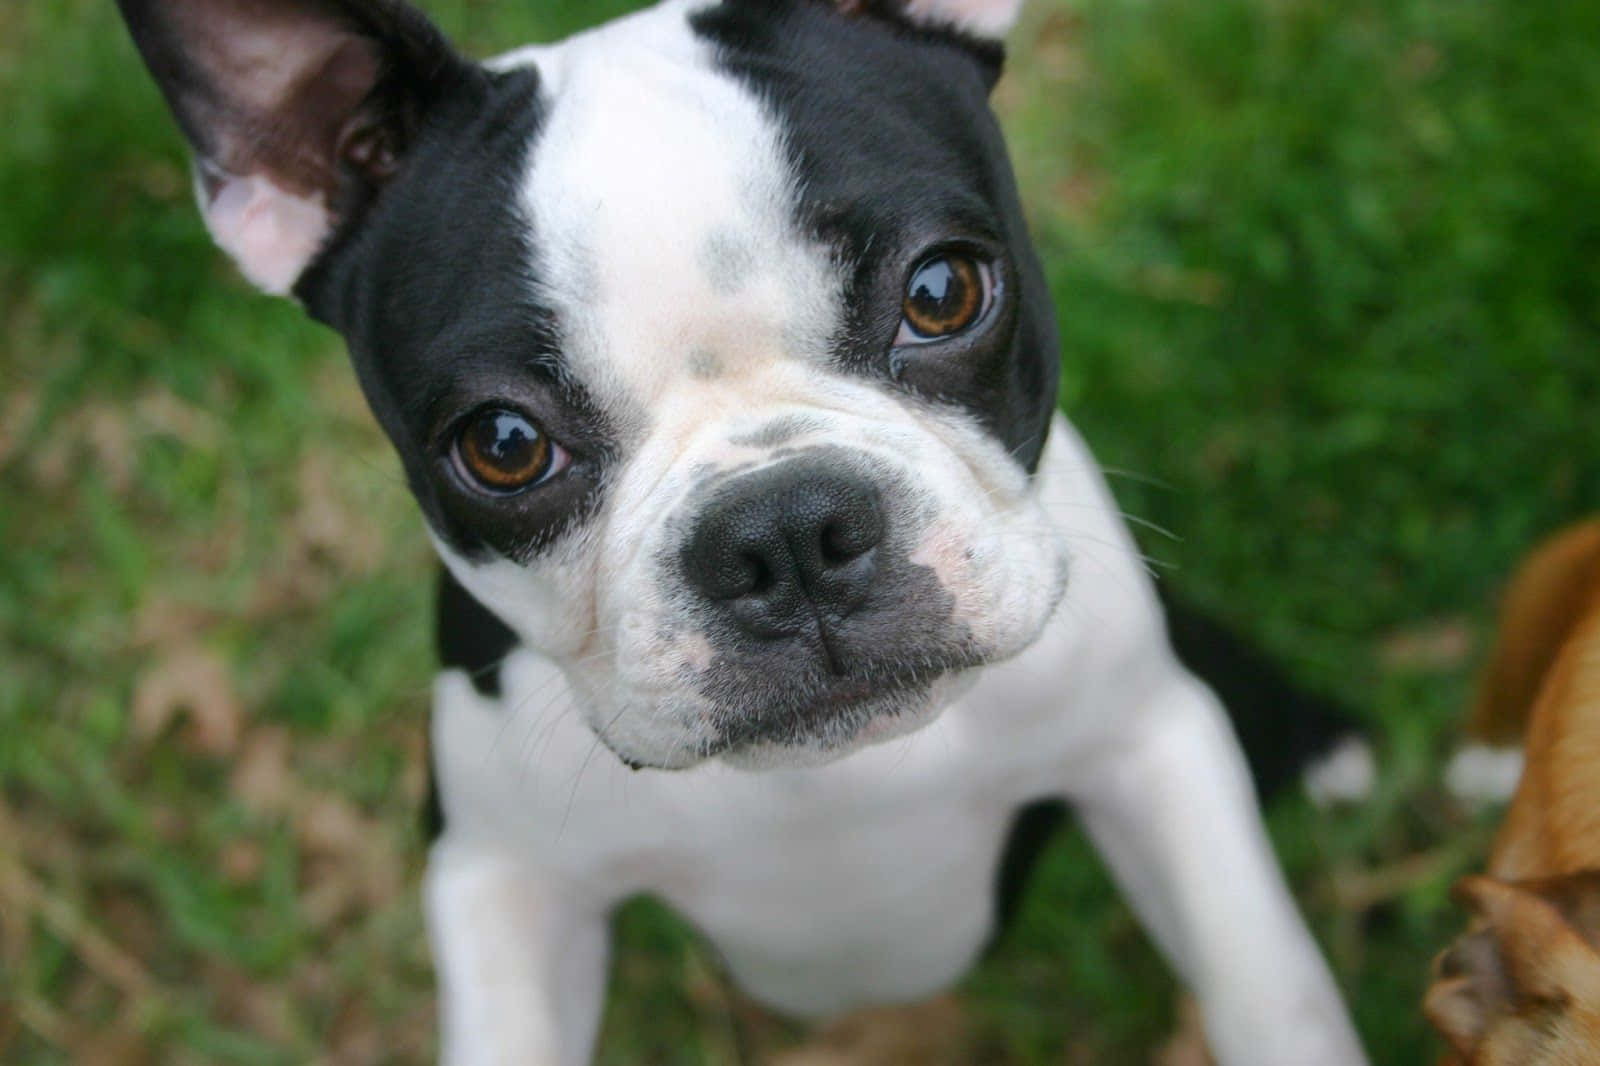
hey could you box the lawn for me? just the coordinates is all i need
[2,0,1597,1062]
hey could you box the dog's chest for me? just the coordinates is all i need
[432,657,1058,1015]
[654,763,1017,1014]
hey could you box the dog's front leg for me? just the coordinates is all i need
[1072,674,1368,1066]
[425,841,609,1066]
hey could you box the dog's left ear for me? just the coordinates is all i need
[839,0,1024,42]
[116,0,470,295]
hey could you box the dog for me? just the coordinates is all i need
[1426,519,1600,1063]
[113,1,1368,1062]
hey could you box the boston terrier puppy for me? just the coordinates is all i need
[114,1,1368,1062]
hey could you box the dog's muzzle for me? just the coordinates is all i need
[668,456,974,754]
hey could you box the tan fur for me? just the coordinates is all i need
[1466,520,1600,746]
[1426,874,1600,1065]
[1487,527,1600,881]
[1426,519,1600,1064]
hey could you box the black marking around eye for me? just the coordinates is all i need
[297,66,617,563]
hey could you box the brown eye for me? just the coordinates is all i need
[900,254,989,341]
[455,409,559,493]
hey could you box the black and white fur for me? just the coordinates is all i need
[114,1,1368,1062]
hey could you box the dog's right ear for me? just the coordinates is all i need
[116,0,468,295]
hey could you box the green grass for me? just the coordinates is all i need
[3,0,1597,1061]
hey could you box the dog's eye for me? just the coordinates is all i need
[896,254,992,344]
[453,409,567,494]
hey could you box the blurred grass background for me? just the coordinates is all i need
[1,0,1596,1062]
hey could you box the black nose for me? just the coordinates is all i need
[682,461,885,638]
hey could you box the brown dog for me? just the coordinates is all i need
[1425,519,1600,1063]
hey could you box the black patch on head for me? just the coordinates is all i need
[839,2,1007,89]
[296,64,614,563]
[435,566,519,699]
[692,0,1059,472]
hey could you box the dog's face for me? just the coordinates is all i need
[118,0,1066,769]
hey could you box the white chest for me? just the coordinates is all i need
[433,652,1080,1014]
[657,763,1021,1014]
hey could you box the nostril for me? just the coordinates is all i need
[682,461,886,619]
[743,553,774,596]
[818,497,885,566]
[820,520,871,565]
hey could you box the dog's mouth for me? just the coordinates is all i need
[687,650,984,764]
[595,648,986,770]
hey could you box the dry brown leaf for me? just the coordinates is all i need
[130,596,222,651]
[244,565,329,622]
[68,1027,154,1066]
[1152,996,1213,1066]
[0,800,29,973]
[1055,172,1104,222]
[293,455,383,575]
[132,387,222,449]
[329,996,384,1066]
[1378,618,1474,672]
[219,840,265,886]
[147,805,187,842]
[299,861,365,930]
[231,727,297,816]
[200,960,300,1051]
[130,646,244,757]
[312,361,378,428]
[771,996,969,1066]
[83,407,137,494]
[297,795,371,858]
[0,386,39,469]
[300,793,407,913]
[0,860,158,1002]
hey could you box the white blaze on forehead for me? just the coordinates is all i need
[499,1,842,429]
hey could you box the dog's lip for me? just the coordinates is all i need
[602,653,984,771]
[605,675,948,771]
[810,670,921,706]
[725,653,976,713]
[712,657,979,749]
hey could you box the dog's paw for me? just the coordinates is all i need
[1424,872,1600,1064]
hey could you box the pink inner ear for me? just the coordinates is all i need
[202,172,331,296]
[901,0,1024,38]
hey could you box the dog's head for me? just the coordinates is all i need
[118,0,1067,769]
